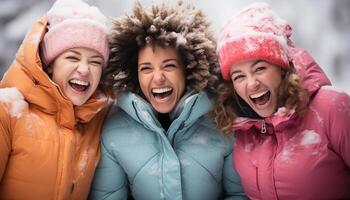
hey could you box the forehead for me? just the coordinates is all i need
[230,59,260,72]
[61,47,103,58]
[138,44,179,60]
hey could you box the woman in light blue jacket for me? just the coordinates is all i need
[89,1,246,200]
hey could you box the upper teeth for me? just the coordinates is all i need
[250,91,268,99]
[70,79,88,86]
[152,87,172,94]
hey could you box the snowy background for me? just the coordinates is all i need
[0,0,349,94]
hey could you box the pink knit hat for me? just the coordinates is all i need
[217,2,294,80]
[40,0,109,67]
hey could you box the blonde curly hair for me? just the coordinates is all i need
[102,1,220,96]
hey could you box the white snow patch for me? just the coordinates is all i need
[274,106,295,117]
[311,150,321,156]
[309,106,324,125]
[179,158,191,167]
[97,93,108,102]
[275,107,288,117]
[340,101,350,117]
[30,30,41,44]
[279,145,295,162]
[109,141,117,149]
[244,143,253,152]
[190,134,209,144]
[46,0,108,27]
[78,150,89,172]
[148,162,160,176]
[279,137,297,162]
[321,85,346,94]
[0,87,28,118]
[134,98,154,125]
[300,130,321,146]
[217,2,290,55]
[24,112,45,136]
[78,148,94,174]
[127,129,142,144]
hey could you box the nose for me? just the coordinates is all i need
[247,75,259,91]
[76,62,89,76]
[153,69,166,84]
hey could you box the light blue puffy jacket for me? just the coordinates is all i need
[89,92,246,200]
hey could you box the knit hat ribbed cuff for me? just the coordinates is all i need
[219,34,289,80]
[41,19,109,66]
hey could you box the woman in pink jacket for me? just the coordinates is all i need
[213,2,350,200]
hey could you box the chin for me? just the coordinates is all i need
[70,98,87,106]
[154,107,171,114]
[256,109,275,118]
[153,104,175,114]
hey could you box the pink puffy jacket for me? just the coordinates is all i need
[232,48,350,200]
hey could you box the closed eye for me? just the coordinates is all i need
[254,66,266,73]
[139,66,152,73]
[232,74,245,82]
[164,63,177,71]
[90,60,103,66]
[66,56,79,61]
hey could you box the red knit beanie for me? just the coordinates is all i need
[40,0,109,67]
[217,2,294,80]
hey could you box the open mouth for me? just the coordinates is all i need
[152,87,173,100]
[250,91,270,105]
[69,79,89,92]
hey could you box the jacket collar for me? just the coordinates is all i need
[117,91,212,131]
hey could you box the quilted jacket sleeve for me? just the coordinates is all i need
[223,152,248,200]
[0,104,11,180]
[88,137,128,200]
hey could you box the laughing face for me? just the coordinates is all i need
[230,60,282,117]
[138,44,186,113]
[48,47,103,106]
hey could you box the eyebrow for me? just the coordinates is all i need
[138,58,178,66]
[230,60,264,76]
[67,49,80,55]
[138,62,151,67]
[163,58,178,63]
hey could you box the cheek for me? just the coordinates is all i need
[91,68,103,84]
[175,70,185,85]
[233,83,244,97]
[178,74,186,90]
[138,74,150,94]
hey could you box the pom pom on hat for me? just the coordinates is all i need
[40,0,109,66]
[217,2,294,80]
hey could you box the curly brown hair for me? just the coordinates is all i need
[101,1,220,97]
[212,64,309,133]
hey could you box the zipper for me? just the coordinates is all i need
[261,119,267,134]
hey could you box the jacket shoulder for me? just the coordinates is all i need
[101,108,157,149]
[191,115,233,150]
[312,86,349,111]
[102,109,133,135]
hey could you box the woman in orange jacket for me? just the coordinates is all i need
[0,0,111,199]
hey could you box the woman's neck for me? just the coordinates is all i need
[157,112,171,131]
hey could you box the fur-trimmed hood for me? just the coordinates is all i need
[102,0,219,95]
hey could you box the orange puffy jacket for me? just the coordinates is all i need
[0,17,110,200]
